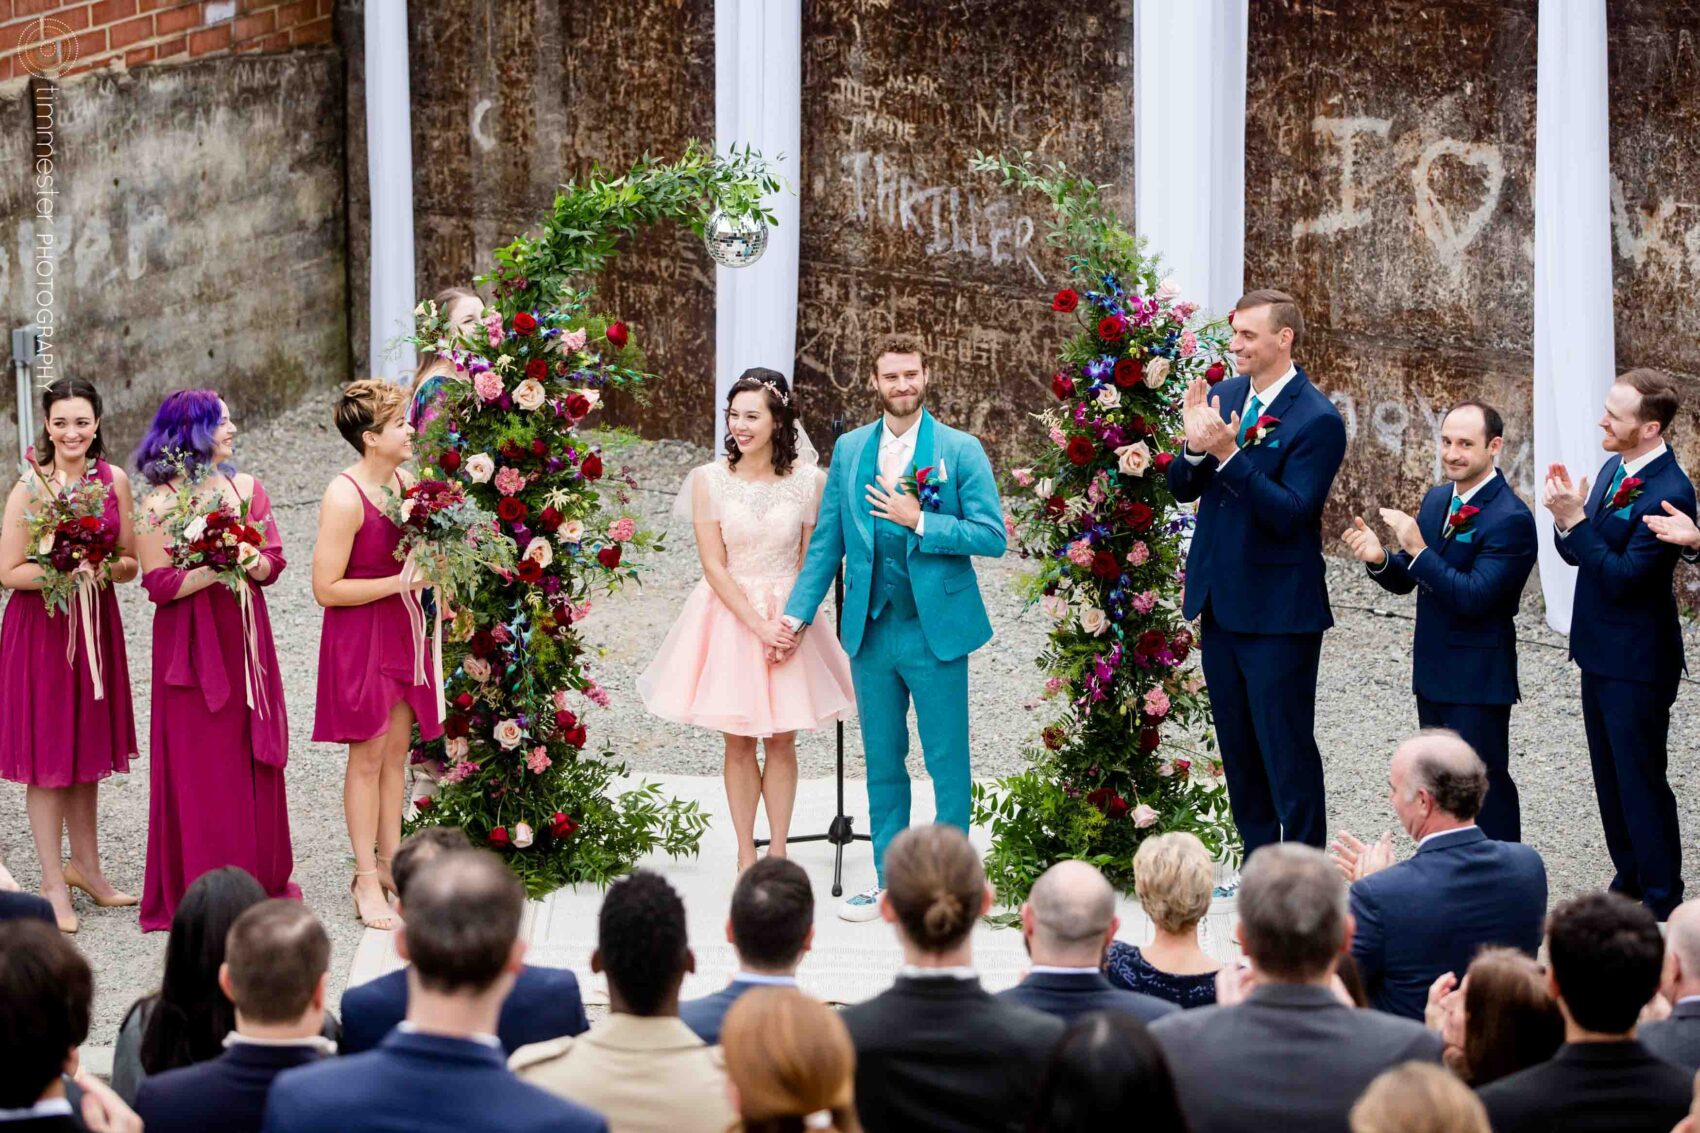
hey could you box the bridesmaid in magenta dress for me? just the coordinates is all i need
[134,390,298,931]
[313,380,440,930]
[0,377,140,933]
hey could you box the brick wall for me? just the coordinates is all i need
[0,0,333,82]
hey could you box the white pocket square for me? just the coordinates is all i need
[937,457,949,483]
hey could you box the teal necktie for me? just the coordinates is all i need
[1237,395,1264,446]
[1605,462,1628,509]
[1444,494,1463,537]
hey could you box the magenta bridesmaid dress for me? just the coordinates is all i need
[0,458,136,787]
[139,476,298,931]
[312,473,443,743]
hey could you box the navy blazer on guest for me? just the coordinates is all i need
[0,889,55,924]
[260,1030,606,1133]
[1168,367,1347,634]
[1556,448,1695,683]
[1349,826,1546,1020]
[679,977,782,1046]
[135,1041,324,1133]
[997,970,1181,1026]
[338,963,588,1055]
[1368,474,1537,705]
[1640,998,1700,1073]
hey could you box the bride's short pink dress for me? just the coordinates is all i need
[639,460,855,738]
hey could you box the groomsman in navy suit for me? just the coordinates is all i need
[1169,289,1347,855]
[1341,400,1537,842]
[1545,368,1694,919]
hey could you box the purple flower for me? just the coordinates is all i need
[1084,357,1112,382]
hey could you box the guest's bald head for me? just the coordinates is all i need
[1024,860,1118,965]
[1664,900,1700,998]
[1391,729,1489,821]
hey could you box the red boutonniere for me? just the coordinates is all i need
[1445,504,1481,538]
[1611,476,1645,511]
[1243,414,1280,447]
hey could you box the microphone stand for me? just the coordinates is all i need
[754,414,870,896]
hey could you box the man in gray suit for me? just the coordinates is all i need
[1149,844,1442,1133]
[1644,899,1700,1072]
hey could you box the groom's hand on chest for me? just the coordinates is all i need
[866,473,922,530]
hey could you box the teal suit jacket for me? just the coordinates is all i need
[785,410,1006,661]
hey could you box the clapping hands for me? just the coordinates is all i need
[1542,463,1589,530]
[1341,516,1387,566]
[1329,830,1395,881]
[1181,378,1240,461]
[1644,500,1700,549]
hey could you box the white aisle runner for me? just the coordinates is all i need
[346,776,1241,1007]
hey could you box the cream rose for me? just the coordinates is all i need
[1079,606,1109,636]
[1116,440,1152,478]
[463,655,492,682]
[492,719,524,750]
[465,453,495,483]
[512,822,535,849]
[1040,594,1069,621]
[523,537,554,569]
[36,533,53,556]
[558,519,585,543]
[513,378,547,412]
[1132,804,1160,828]
[1143,357,1171,390]
[182,514,208,543]
[1035,477,1054,499]
[445,736,469,761]
[1097,386,1122,410]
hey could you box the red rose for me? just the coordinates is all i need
[1050,372,1075,400]
[1087,787,1129,819]
[550,812,578,839]
[565,393,591,419]
[1170,629,1193,662]
[414,796,434,812]
[77,515,101,532]
[606,321,629,349]
[1610,477,1644,509]
[1098,314,1126,342]
[454,692,474,710]
[564,724,587,748]
[497,497,527,522]
[1042,725,1067,751]
[555,709,578,733]
[515,559,542,583]
[488,826,511,847]
[539,506,563,531]
[1065,437,1096,466]
[1136,629,1167,656]
[530,438,548,457]
[1130,415,1154,437]
[1140,727,1162,754]
[597,545,622,569]
[513,312,538,335]
[580,453,603,480]
[1044,495,1067,519]
[1204,361,1227,384]
[1113,359,1141,387]
[439,450,462,473]
[1091,551,1121,580]
[443,714,469,739]
[525,358,547,381]
[1052,289,1079,313]
[501,441,524,461]
[1154,451,1175,472]
[469,630,496,657]
[1120,500,1154,532]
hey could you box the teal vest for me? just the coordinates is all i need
[868,515,918,621]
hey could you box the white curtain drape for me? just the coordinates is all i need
[714,0,802,451]
[1533,0,1615,635]
[1133,0,1248,317]
[366,0,417,382]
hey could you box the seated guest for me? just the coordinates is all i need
[0,919,93,1131]
[1026,1011,1189,1133]
[1150,844,1442,1133]
[1426,948,1562,1086]
[0,889,54,925]
[340,829,587,1054]
[1642,899,1700,1072]
[135,901,333,1133]
[1105,834,1221,1008]
[841,825,1064,1133]
[112,866,268,1103]
[1477,892,1691,1132]
[999,859,1177,1024]
[1331,731,1546,1020]
[720,987,857,1132]
[262,850,605,1133]
[1349,1062,1490,1133]
[681,857,815,1045]
[512,870,735,1133]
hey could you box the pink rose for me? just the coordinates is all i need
[473,370,504,402]
[1132,590,1158,614]
[557,328,588,354]
[1049,425,1067,447]
[1012,467,1035,487]
[1132,803,1159,828]
[494,466,527,496]
[512,822,534,849]
[1067,539,1095,567]
[1154,278,1180,303]
[463,656,491,682]
[492,719,524,749]
[1143,687,1171,717]
[608,517,637,542]
[1179,330,1198,358]
[526,746,552,774]
[1127,541,1150,567]
[1040,594,1069,621]
[481,310,505,347]
[445,736,469,761]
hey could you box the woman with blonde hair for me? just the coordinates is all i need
[311,380,438,929]
[409,285,486,432]
[1349,1062,1489,1133]
[1106,833,1222,1008]
[721,987,859,1133]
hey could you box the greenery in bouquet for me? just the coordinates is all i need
[380,476,516,601]
[968,153,1241,905]
[135,452,265,595]
[24,467,120,613]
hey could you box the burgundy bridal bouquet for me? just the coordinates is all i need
[25,472,119,614]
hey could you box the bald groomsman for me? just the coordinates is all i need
[1342,400,1537,842]
[1546,368,1694,920]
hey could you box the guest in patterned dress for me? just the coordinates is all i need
[638,370,856,872]
[407,286,485,435]
[1106,833,1222,1009]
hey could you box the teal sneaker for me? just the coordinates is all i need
[839,886,884,923]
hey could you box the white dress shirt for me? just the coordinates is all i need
[898,965,978,980]
[1027,965,1102,976]
[1557,441,1667,537]
[879,417,926,537]
[1184,364,1298,470]
[1417,823,1478,848]
[396,1021,502,1049]
[223,1031,339,1054]
[732,972,799,987]
[0,1098,73,1123]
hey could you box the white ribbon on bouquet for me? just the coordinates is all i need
[64,571,104,700]
[398,550,446,724]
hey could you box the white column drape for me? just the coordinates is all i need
[366,0,417,382]
[1533,0,1615,635]
[1133,0,1248,317]
[714,0,802,451]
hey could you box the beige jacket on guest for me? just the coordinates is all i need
[510,1013,737,1133]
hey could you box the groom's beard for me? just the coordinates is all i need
[878,390,924,418]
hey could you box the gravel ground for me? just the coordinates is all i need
[5,397,1698,1047]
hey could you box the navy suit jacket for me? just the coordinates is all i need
[261,1030,606,1133]
[1640,999,1700,1073]
[0,890,55,924]
[1556,448,1695,684]
[1368,474,1537,705]
[996,970,1180,1026]
[135,1041,324,1133]
[1168,367,1347,633]
[679,977,781,1046]
[339,964,588,1055]
[1349,827,1546,1020]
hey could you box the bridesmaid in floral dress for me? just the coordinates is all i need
[0,376,139,933]
[134,390,297,931]
[313,380,439,929]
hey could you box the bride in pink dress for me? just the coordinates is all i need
[639,369,855,871]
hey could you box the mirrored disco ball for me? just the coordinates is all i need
[704,209,769,268]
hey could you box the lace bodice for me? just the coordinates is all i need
[691,460,824,580]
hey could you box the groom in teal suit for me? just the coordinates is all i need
[781,333,1007,921]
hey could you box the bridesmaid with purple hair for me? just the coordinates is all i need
[133,390,297,932]
[0,376,139,934]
